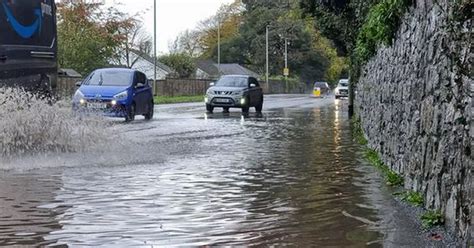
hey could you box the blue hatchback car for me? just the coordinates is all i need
[72,68,154,122]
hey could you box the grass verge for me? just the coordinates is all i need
[154,95,204,104]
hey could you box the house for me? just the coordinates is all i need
[128,49,174,80]
[196,60,260,79]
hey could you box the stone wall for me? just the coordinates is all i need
[355,0,472,241]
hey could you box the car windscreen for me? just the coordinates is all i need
[215,77,248,87]
[83,71,133,87]
[314,82,328,88]
[339,83,349,87]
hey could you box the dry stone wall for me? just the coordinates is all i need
[355,0,472,241]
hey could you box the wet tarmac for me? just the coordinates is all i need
[0,95,459,246]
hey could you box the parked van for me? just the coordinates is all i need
[0,0,57,95]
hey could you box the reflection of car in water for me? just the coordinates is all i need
[0,0,57,95]
[72,68,154,122]
[335,79,349,99]
[313,82,330,97]
[205,75,264,114]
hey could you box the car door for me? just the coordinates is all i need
[248,77,260,106]
[132,72,148,114]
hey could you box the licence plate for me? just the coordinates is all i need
[215,98,231,103]
[88,103,107,109]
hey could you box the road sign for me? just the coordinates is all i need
[283,68,289,76]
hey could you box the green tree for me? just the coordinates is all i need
[57,2,133,75]
[158,53,196,78]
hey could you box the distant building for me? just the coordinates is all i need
[196,60,260,79]
[128,49,174,80]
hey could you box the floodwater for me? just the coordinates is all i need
[0,95,444,247]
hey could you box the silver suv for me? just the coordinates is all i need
[205,75,264,114]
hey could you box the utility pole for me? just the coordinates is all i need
[266,25,269,90]
[153,0,157,95]
[217,18,221,74]
[284,38,288,93]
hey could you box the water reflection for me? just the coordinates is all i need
[0,173,66,246]
[0,102,383,246]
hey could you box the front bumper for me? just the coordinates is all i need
[335,90,349,97]
[72,99,128,118]
[206,95,247,108]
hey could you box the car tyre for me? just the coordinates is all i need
[144,101,154,120]
[206,104,214,113]
[255,97,263,113]
[242,106,249,114]
[125,103,136,122]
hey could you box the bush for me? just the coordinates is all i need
[421,210,444,228]
[352,0,411,80]
[398,191,424,207]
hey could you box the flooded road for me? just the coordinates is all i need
[0,95,440,247]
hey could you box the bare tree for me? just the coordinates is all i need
[113,18,153,68]
[169,29,203,57]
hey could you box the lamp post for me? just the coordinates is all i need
[265,25,269,89]
[217,18,221,73]
[153,0,157,95]
[284,38,288,93]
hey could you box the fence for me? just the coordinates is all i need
[56,76,80,99]
[55,76,310,99]
[153,78,213,97]
[153,78,308,97]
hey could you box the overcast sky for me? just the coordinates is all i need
[104,0,234,55]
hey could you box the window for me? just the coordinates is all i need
[83,70,133,87]
[135,72,146,86]
[249,77,259,87]
[215,77,248,87]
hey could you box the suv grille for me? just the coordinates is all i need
[213,91,232,95]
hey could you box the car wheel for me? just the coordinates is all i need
[125,103,136,122]
[242,107,249,114]
[206,104,214,113]
[144,101,154,120]
[255,97,263,113]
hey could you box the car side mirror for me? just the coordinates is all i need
[136,82,145,88]
[209,82,215,87]
[75,81,82,87]
[250,83,256,88]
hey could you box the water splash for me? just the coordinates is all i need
[0,87,111,160]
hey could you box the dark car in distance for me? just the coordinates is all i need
[205,75,264,114]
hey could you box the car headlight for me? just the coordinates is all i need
[232,91,243,95]
[114,91,128,100]
[73,90,84,102]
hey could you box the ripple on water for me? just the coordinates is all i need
[0,103,383,246]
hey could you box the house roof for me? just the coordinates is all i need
[130,49,174,73]
[196,60,259,78]
[217,64,259,78]
[197,60,219,76]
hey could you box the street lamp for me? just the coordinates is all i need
[217,17,221,73]
[153,0,157,95]
[266,25,269,86]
